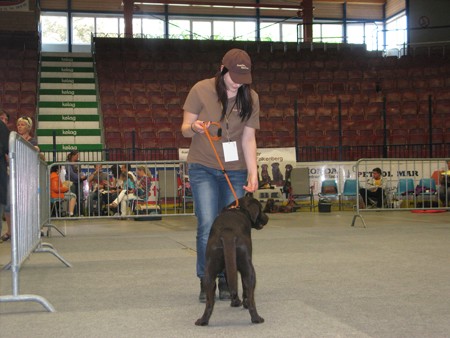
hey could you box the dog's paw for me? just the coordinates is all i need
[251,315,265,324]
[242,299,248,309]
[230,298,242,307]
[195,318,209,326]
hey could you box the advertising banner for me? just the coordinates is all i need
[0,1,29,11]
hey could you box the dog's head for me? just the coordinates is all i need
[239,196,269,230]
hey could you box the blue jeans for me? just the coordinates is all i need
[188,163,247,278]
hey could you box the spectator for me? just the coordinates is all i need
[102,164,121,214]
[0,111,10,128]
[359,167,387,208]
[135,165,153,200]
[86,164,108,216]
[16,116,40,152]
[50,165,76,216]
[438,160,450,206]
[2,115,41,241]
[66,150,87,215]
[108,171,137,217]
[0,112,10,242]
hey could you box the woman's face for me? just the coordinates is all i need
[223,72,242,96]
[71,153,79,162]
[17,121,30,135]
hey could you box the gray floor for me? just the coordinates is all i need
[1,210,450,338]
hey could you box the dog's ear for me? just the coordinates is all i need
[247,201,261,224]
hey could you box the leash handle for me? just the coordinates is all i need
[202,121,239,209]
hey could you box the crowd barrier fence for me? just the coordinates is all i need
[48,160,194,220]
[351,158,450,227]
[0,132,71,313]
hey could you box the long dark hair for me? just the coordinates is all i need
[215,67,253,122]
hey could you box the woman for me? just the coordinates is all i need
[135,165,153,200]
[108,171,137,217]
[1,116,39,242]
[16,116,39,151]
[66,150,87,215]
[181,48,260,302]
[50,165,77,216]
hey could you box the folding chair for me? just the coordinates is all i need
[50,198,67,217]
[318,179,340,210]
[341,179,358,210]
[396,178,415,208]
[290,167,314,211]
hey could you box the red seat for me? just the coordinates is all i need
[120,117,136,131]
[157,131,177,147]
[116,92,132,105]
[4,81,20,92]
[106,138,123,149]
[20,92,36,105]
[3,92,19,104]
[21,81,37,92]
[19,104,36,116]
[105,131,121,142]
[133,93,148,106]
[101,92,115,105]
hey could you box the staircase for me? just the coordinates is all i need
[37,52,103,161]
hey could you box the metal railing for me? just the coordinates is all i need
[0,132,71,313]
[351,158,450,227]
[48,160,194,220]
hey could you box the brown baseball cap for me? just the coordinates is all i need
[222,48,252,84]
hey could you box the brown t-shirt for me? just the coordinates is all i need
[183,78,260,171]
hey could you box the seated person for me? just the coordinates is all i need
[135,165,153,200]
[108,171,137,217]
[102,165,121,211]
[66,150,87,215]
[438,160,450,206]
[86,164,108,216]
[359,167,387,208]
[50,165,77,217]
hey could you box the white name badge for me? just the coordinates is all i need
[223,141,238,162]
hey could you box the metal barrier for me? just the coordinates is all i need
[48,160,194,220]
[0,132,71,313]
[351,158,450,227]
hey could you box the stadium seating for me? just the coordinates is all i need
[89,38,450,158]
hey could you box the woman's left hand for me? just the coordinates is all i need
[243,174,258,193]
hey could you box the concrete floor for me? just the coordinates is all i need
[1,210,450,338]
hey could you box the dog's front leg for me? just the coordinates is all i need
[195,276,216,326]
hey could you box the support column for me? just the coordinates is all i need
[302,0,313,43]
[123,0,134,37]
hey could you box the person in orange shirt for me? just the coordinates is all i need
[50,165,77,217]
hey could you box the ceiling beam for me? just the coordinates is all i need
[137,1,386,9]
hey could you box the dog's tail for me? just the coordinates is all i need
[221,237,238,297]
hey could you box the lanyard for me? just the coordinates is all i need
[224,100,237,141]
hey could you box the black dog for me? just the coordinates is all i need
[195,196,269,326]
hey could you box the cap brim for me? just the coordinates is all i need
[229,71,252,85]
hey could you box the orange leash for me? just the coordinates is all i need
[202,121,240,208]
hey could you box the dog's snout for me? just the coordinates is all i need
[260,212,269,225]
